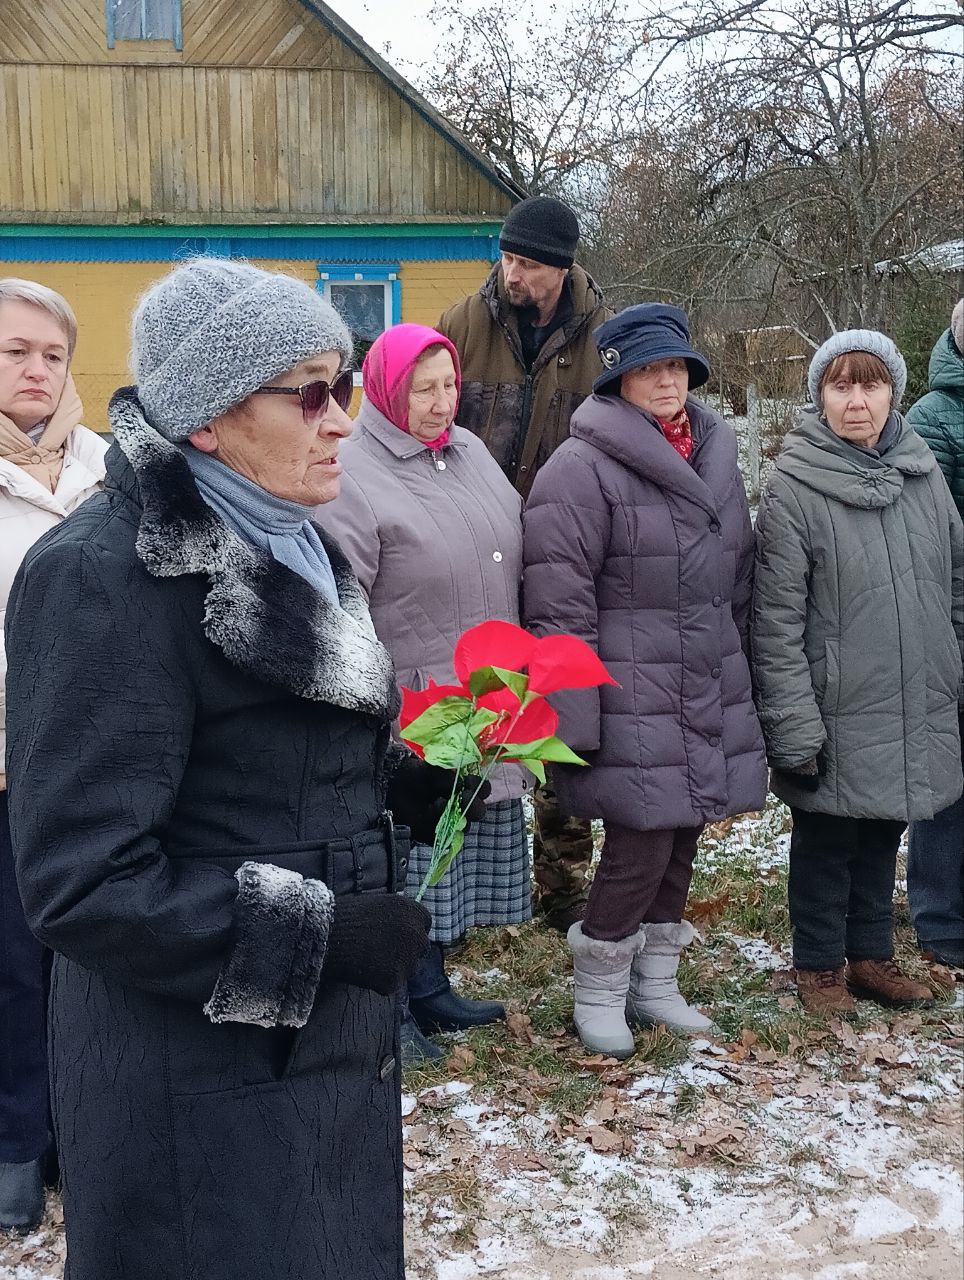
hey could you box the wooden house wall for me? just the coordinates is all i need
[0,0,515,222]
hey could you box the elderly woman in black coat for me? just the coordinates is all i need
[2,258,449,1280]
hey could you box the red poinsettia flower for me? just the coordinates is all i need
[399,680,470,731]
[527,634,618,695]
[477,686,559,747]
[453,620,536,685]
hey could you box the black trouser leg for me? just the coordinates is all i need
[788,808,853,971]
[845,819,904,962]
[789,808,903,970]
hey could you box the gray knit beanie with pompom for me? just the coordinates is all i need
[131,257,353,440]
[807,328,907,407]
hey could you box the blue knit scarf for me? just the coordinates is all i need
[180,445,339,603]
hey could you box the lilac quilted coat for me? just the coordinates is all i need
[523,393,767,832]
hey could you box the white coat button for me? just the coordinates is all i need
[492,551,503,562]
[436,459,447,470]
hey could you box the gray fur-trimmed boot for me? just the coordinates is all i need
[567,922,645,1059]
[626,921,713,1033]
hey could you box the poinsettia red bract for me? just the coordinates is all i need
[527,634,618,695]
[477,688,559,746]
[399,680,469,730]
[453,620,536,685]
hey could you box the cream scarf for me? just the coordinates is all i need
[0,374,84,492]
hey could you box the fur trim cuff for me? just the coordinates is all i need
[644,921,697,948]
[567,922,646,960]
[204,862,335,1028]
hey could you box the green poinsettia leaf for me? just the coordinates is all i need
[468,707,499,735]
[426,820,467,886]
[468,665,529,701]
[520,758,547,786]
[421,722,483,770]
[402,695,476,747]
[498,735,588,767]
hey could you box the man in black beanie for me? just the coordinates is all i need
[439,195,612,932]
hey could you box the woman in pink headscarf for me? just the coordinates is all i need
[319,324,531,1064]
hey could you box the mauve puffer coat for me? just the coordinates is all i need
[523,393,767,831]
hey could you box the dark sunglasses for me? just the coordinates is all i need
[252,370,354,420]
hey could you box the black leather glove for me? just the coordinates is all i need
[774,756,821,792]
[386,754,491,845]
[323,894,432,995]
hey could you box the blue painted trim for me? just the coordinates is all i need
[105,0,183,50]
[315,260,402,324]
[0,234,497,264]
[315,263,401,281]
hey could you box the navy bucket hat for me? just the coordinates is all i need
[593,303,710,395]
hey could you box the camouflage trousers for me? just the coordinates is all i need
[532,782,596,917]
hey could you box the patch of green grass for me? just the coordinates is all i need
[403,799,961,1099]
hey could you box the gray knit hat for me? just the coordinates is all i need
[131,258,353,440]
[951,299,964,355]
[807,329,907,407]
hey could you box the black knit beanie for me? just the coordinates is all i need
[499,197,580,269]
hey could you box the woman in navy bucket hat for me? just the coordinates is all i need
[524,302,767,1057]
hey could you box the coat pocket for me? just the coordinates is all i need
[819,639,841,718]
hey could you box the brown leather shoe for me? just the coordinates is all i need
[846,958,934,1008]
[793,966,857,1015]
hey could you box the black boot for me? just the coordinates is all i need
[0,1157,45,1233]
[408,943,506,1034]
[400,1009,445,1067]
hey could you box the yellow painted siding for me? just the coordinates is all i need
[2,258,488,432]
[0,260,171,431]
[400,261,491,326]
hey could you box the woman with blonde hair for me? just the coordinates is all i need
[0,278,106,1232]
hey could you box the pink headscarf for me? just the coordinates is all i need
[362,324,462,452]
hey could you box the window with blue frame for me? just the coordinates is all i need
[318,265,402,377]
[106,0,183,47]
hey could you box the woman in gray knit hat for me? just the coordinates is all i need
[0,257,474,1280]
[751,329,963,1017]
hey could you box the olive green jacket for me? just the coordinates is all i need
[751,407,963,820]
[438,263,612,498]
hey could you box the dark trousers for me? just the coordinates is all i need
[0,789,50,1162]
[582,823,703,941]
[788,806,905,971]
[908,792,964,947]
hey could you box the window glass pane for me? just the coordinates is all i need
[329,283,387,364]
[111,0,177,40]
[143,0,176,39]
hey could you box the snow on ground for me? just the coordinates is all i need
[4,801,961,1279]
[403,1023,963,1279]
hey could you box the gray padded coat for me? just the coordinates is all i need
[751,406,964,820]
[523,393,768,832]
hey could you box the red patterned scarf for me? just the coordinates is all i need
[657,406,693,462]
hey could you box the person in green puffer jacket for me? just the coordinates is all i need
[907,300,963,519]
[906,299,964,969]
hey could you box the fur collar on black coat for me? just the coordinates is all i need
[109,386,400,721]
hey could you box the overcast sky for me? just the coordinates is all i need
[325,0,439,72]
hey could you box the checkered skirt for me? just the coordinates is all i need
[406,798,532,945]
